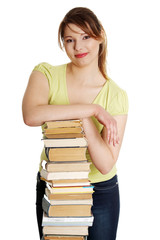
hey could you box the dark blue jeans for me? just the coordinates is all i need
[88,175,120,240]
[36,173,120,240]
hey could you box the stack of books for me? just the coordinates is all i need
[40,120,94,240]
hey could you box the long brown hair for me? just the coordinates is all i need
[58,7,109,80]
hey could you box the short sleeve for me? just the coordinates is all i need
[108,89,129,116]
[33,62,54,101]
[33,62,53,84]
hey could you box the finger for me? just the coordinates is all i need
[107,127,111,143]
[113,122,118,146]
[116,136,120,144]
[110,125,114,145]
[112,121,119,146]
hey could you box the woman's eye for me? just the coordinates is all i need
[65,39,73,43]
[83,35,90,40]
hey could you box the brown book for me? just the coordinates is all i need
[46,179,89,184]
[42,197,92,217]
[45,162,91,172]
[44,133,84,139]
[43,226,88,236]
[46,184,94,194]
[48,147,87,162]
[44,236,86,240]
[44,236,85,240]
[45,188,93,200]
[41,177,90,187]
[45,120,82,128]
[44,127,83,134]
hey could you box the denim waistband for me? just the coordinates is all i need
[91,175,118,191]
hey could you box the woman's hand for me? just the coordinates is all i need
[94,105,119,146]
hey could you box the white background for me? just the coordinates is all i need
[1,0,160,239]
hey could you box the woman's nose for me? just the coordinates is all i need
[74,40,83,51]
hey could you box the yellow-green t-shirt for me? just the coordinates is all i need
[33,62,128,183]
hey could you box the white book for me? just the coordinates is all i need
[42,137,88,147]
[42,212,94,226]
[40,168,89,180]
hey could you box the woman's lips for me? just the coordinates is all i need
[75,53,88,58]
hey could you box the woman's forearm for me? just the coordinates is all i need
[23,103,99,126]
[82,118,115,175]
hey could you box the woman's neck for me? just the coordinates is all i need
[67,62,105,86]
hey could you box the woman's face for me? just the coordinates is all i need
[63,24,101,68]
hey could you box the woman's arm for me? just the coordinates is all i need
[82,115,128,175]
[22,71,119,143]
[22,71,96,126]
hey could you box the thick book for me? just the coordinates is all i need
[42,197,92,217]
[43,138,88,148]
[45,188,93,201]
[40,168,90,181]
[43,236,87,240]
[42,212,94,226]
[45,120,82,128]
[46,147,87,162]
[44,126,83,134]
[45,161,91,172]
[46,185,94,194]
[44,125,84,138]
[43,226,88,236]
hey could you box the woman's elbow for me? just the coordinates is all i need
[100,167,110,175]
[99,161,116,175]
[22,112,39,127]
[23,115,35,126]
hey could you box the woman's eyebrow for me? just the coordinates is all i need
[64,35,72,39]
[64,33,87,38]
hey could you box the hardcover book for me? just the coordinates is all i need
[42,197,92,217]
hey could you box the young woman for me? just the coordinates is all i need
[22,7,128,240]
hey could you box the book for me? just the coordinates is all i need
[43,236,87,240]
[40,168,90,181]
[43,138,88,148]
[44,133,85,139]
[46,147,87,162]
[47,198,93,206]
[45,188,93,201]
[43,226,88,236]
[42,179,91,187]
[42,212,94,226]
[41,120,93,239]
[41,177,90,187]
[44,127,83,134]
[46,185,94,194]
[42,197,92,217]
[45,120,82,128]
[43,125,84,139]
[45,161,91,172]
